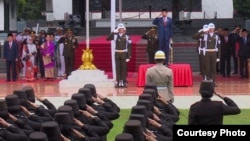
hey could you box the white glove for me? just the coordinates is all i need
[216,58,220,62]
[113,28,119,33]
[126,59,130,62]
[198,29,203,32]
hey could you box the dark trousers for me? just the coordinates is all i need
[115,52,127,81]
[199,52,206,79]
[220,55,231,76]
[36,54,45,78]
[231,53,238,73]
[64,56,75,77]
[6,60,17,81]
[147,51,155,64]
[204,52,217,80]
[239,56,248,78]
[159,38,170,64]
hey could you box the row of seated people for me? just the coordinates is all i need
[0,84,120,141]
[114,83,180,141]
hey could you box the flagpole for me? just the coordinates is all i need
[111,0,116,80]
[86,0,89,49]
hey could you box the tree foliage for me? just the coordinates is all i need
[17,0,45,20]
[233,0,250,18]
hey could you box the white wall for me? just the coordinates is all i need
[52,0,233,20]
[200,0,233,19]
[9,0,17,31]
[0,0,4,31]
[90,0,233,20]
[53,0,72,20]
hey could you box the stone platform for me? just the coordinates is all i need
[59,69,115,90]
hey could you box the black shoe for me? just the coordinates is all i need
[232,72,237,74]
[213,83,217,87]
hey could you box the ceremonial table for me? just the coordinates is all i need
[137,64,193,87]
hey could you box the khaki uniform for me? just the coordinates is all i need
[193,32,207,79]
[106,32,132,85]
[146,64,174,102]
[59,36,78,78]
[203,33,221,80]
[142,29,159,63]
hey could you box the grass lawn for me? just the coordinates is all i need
[107,109,250,140]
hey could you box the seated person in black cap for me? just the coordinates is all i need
[78,87,120,121]
[54,109,101,141]
[22,86,57,117]
[84,83,120,113]
[5,94,44,131]
[71,93,114,130]
[188,80,241,125]
[0,117,28,141]
[13,89,53,122]
[0,99,34,136]
[64,99,110,139]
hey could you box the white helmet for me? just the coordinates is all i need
[208,23,215,29]
[117,23,126,30]
[199,24,209,32]
[154,50,166,59]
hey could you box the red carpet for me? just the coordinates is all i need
[75,35,142,72]
[0,79,61,84]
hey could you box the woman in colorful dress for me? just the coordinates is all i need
[22,40,36,81]
[41,33,55,80]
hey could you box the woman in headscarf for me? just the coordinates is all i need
[22,37,37,81]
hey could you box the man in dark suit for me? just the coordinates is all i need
[238,28,250,78]
[220,28,234,77]
[3,33,19,81]
[188,80,241,125]
[152,8,173,65]
[231,25,242,74]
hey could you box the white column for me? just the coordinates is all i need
[111,0,116,80]
[119,0,122,22]
[86,0,89,49]
[0,0,5,31]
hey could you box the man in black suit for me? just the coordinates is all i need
[3,33,19,81]
[220,28,234,77]
[188,80,241,125]
[238,28,250,78]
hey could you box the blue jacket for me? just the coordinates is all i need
[3,41,19,61]
[153,16,173,40]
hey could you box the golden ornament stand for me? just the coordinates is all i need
[78,48,97,70]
